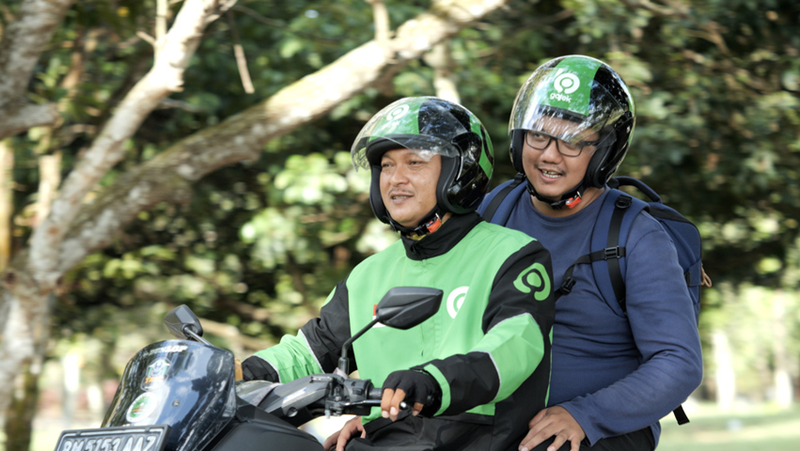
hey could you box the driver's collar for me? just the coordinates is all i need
[400,213,481,260]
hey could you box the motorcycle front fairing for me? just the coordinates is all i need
[102,339,237,451]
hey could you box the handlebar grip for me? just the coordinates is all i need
[368,387,383,400]
[363,386,410,411]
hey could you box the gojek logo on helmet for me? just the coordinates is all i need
[374,103,411,137]
[387,104,410,121]
[550,70,580,103]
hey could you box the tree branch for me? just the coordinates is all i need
[28,0,226,286]
[366,0,392,45]
[231,5,343,44]
[41,0,512,285]
[227,11,254,94]
[617,0,690,18]
[424,41,460,103]
[0,103,60,137]
[0,0,75,136]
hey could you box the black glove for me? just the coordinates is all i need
[382,369,442,417]
[240,356,280,382]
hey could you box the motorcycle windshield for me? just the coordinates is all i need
[102,340,237,451]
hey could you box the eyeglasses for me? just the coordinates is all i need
[525,131,600,157]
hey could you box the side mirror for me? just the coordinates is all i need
[164,305,210,345]
[374,287,443,330]
[336,287,442,375]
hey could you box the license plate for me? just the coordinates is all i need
[53,425,169,451]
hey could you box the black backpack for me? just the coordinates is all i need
[480,174,710,425]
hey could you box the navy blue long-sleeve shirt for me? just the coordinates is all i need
[480,183,703,447]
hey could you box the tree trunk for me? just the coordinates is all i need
[0,139,12,271]
[772,291,793,408]
[712,329,736,411]
[1,283,51,451]
[0,1,238,447]
[4,363,41,451]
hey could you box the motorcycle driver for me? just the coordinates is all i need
[478,55,703,451]
[242,96,556,450]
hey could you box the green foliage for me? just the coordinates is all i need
[701,282,800,399]
[5,0,800,407]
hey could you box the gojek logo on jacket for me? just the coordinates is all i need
[514,262,551,301]
[446,286,469,319]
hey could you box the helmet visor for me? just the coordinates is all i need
[351,97,465,170]
[509,57,631,146]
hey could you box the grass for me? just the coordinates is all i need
[658,402,800,451]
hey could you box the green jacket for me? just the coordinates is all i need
[253,213,554,450]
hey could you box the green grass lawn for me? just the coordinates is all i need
[658,402,800,451]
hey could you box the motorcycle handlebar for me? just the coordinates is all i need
[363,386,410,411]
[368,387,383,401]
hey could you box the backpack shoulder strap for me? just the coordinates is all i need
[480,173,527,225]
[594,189,648,313]
[556,188,648,312]
[610,176,662,203]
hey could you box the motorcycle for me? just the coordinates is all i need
[53,286,443,451]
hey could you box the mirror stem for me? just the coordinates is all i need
[184,327,212,346]
[337,317,380,375]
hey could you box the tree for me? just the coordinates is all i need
[0,0,511,448]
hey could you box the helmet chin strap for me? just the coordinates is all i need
[526,179,586,211]
[387,207,445,237]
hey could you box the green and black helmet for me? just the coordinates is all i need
[509,55,635,207]
[351,96,494,234]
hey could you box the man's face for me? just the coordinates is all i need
[379,148,441,228]
[521,116,599,201]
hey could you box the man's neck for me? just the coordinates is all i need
[531,186,605,218]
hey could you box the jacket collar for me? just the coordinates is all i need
[400,212,482,261]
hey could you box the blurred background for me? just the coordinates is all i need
[0,1,799,450]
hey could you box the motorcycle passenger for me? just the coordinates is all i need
[478,55,703,451]
[242,97,556,451]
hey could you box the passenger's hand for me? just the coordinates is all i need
[381,370,439,421]
[322,416,365,451]
[519,406,585,451]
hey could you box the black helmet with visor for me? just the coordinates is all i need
[351,97,494,235]
[509,55,635,209]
